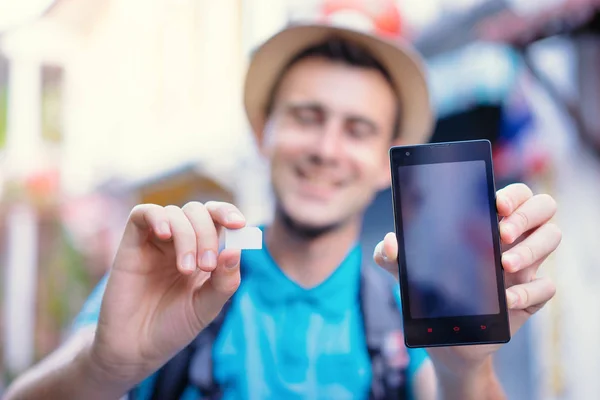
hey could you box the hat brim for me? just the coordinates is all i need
[243,24,434,145]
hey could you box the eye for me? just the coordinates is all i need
[347,120,375,139]
[291,106,323,126]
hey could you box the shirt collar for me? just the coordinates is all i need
[241,229,363,319]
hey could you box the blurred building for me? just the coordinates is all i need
[0,0,277,384]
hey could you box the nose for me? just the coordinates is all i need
[310,120,343,164]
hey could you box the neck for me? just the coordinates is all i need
[265,214,362,288]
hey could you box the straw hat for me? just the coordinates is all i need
[243,23,434,144]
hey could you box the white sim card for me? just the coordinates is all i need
[219,227,263,250]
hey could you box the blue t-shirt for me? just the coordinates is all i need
[72,243,428,400]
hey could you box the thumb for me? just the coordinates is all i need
[374,232,399,279]
[192,249,241,328]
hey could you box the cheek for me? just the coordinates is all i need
[266,137,310,183]
[348,146,390,184]
[262,126,310,161]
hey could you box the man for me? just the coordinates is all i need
[5,22,561,400]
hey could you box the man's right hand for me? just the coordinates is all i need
[89,201,245,388]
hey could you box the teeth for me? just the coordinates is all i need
[299,168,340,187]
[304,174,330,186]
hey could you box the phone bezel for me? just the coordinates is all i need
[389,139,511,348]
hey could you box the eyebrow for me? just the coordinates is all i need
[282,100,323,113]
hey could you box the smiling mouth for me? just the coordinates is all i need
[296,166,345,189]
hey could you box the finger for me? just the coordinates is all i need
[182,202,219,272]
[496,183,533,217]
[126,204,171,245]
[374,232,398,272]
[499,194,557,244]
[502,223,562,273]
[204,201,246,229]
[383,232,397,260]
[165,205,198,275]
[504,262,540,290]
[192,249,241,328]
[506,277,556,312]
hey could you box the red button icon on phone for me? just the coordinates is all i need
[480,325,487,330]
[453,326,460,332]
[427,328,433,333]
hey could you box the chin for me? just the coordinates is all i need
[276,202,345,239]
[284,199,339,225]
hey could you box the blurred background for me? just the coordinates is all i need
[0,0,599,398]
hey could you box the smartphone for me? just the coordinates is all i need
[389,139,510,348]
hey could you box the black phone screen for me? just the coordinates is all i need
[398,160,499,319]
[390,140,510,347]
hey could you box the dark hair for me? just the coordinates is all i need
[265,37,402,139]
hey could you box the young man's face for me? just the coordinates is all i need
[260,56,399,232]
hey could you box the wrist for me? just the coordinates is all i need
[433,356,506,400]
[76,343,136,399]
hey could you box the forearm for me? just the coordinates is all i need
[434,356,506,400]
[4,328,133,400]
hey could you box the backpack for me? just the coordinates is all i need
[143,263,408,400]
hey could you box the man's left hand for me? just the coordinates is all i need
[373,183,561,373]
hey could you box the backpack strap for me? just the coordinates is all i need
[147,298,233,400]
[145,260,251,400]
[186,298,232,399]
[146,344,194,400]
[360,263,408,400]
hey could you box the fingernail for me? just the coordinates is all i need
[373,242,382,259]
[159,222,170,235]
[182,253,195,272]
[506,291,518,308]
[381,250,390,263]
[226,212,244,224]
[373,242,389,262]
[502,253,521,270]
[225,256,239,269]
[200,250,217,269]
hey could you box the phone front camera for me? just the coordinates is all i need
[405,152,410,156]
